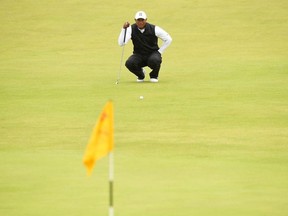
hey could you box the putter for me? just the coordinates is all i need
[116,28,127,84]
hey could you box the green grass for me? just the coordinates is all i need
[1,0,288,215]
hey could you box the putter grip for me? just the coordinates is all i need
[123,28,127,43]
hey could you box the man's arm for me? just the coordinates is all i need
[118,25,132,46]
[155,26,172,54]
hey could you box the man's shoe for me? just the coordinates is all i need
[142,68,146,76]
[136,68,146,82]
[137,78,144,82]
[150,78,158,83]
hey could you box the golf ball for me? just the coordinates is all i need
[139,96,144,100]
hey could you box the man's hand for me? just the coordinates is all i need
[123,22,130,29]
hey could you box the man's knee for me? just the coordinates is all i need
[125,58,135,70]
[126,55,142,70]
[148,53,162,68]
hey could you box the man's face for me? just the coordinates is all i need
[135,18,147,29]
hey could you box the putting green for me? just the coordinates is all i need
[1,0,287,215]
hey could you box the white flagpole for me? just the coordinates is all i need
[109,152,114,216]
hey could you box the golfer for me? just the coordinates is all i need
[118,11,172,83]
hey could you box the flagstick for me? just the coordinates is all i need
[109,152,114,216]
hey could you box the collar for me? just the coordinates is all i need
[138,28,145,33]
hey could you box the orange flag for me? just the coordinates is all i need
[83,101,114,175]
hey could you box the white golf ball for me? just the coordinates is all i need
[139,96,144,100]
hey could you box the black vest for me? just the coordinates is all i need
[131,23,159,56]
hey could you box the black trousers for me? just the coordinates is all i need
[125,51,162,79]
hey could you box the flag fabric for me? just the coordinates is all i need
[83,101,114,175]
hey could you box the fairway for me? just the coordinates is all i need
[1,0,288,216]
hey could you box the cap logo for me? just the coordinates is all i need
[135,11,146,19]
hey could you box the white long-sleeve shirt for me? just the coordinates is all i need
[118,25,172,54]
